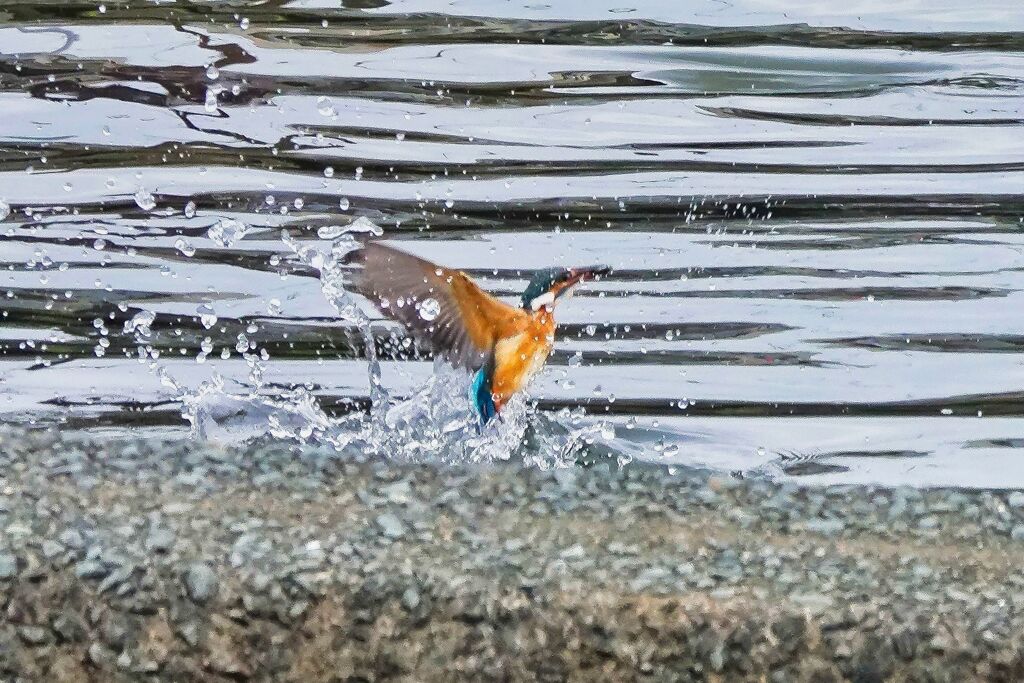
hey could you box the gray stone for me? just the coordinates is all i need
[376,513,405,540]
[53,611,87,643]
[805,518,845,536]
[208,645,252,679]
[74,560,109,579]
[58,528,85,549]
[88,642,111,667]
[401,587,421,611]
[17,626,51,646]
[41,540,64,559]
[381,481,413,504]
[145,526,176,552]
[184,563,218,604]
[0,553,17,579]
[175,620,200,648]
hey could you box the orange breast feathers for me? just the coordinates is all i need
[490,310,556,411]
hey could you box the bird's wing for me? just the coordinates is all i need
[351,241,524,370]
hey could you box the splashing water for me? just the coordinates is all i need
[207,218,249,248]
[139,218,616,465]
[280,217,388,419]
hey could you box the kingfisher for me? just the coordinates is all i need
[351,241,609,427]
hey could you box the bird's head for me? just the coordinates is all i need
[521,265,611,311]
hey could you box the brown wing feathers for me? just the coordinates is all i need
[351,241,523,371]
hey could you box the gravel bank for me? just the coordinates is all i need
[1,426,1024,681]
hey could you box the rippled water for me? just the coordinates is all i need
[2,1,1023,486]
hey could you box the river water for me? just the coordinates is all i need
[1,1,1023,486]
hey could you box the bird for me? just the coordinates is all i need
[351,241,610,427]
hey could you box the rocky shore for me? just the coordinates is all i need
[1,426,1023,681]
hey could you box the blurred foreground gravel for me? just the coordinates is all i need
[1,426,1024,681]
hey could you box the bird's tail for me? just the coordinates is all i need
[471,357,497,431]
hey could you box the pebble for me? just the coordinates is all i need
[375,513,405,539]
[53,611,87,643]
[145,526,176,552]
[41,540,64,559]
[0,426,1021,680]
[805,518,845,536]
[17,626,51,646]
[401,587,421,611]
[74,560,109,579]
[184,564,218,604]
[0,553,17,579]
[58,528,85,549]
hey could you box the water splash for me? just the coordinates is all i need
[141,218,616,465]
[281,217,388,419]
[207,218,249,248]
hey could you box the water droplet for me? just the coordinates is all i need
[323,166,334,178]
[316,97,336,117]
[197,304,218,329]
[240,17,250,29]
[98,4,106,13]
[207,217,248,247]
[418,298,440,321]
[338,197,350,211]
[134,187,156,211]
[174,237,196,257]
[93,238,107,250]
[101,125,111,136]
[123,310,155,338]
[293,197,304,210]
[267,298,282,315]
[184,200,197,218]
[0,200,10,221]
[206,64,220,80]
[444,199,454,209]
[204,88,218,112]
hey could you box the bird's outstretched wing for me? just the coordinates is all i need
[351,241,524,370]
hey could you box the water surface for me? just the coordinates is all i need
[2,0,1023,486]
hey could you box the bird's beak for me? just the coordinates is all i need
[568,265,611,285]
[555,265,611,301]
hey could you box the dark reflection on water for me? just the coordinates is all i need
[2,0,1024,486]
